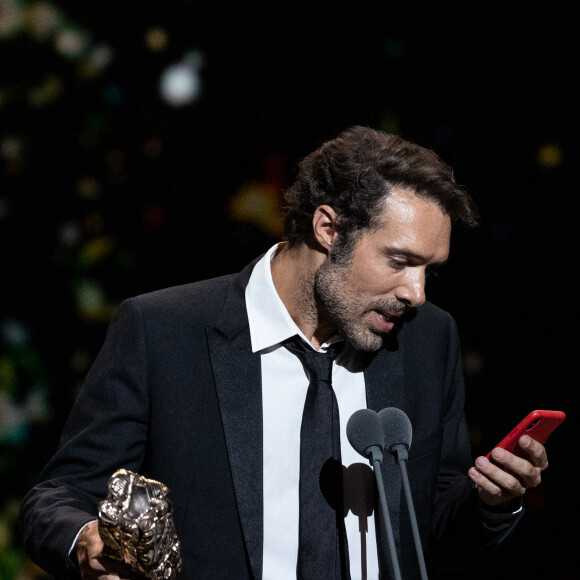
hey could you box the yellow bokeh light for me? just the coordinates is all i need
[145,27,168,52]
[27,74,63,107]
[79,236,115,265]
[537,143,563,169]
[76,175,101,200]
[228,182,283,237]
[74,278,116,322]
[25,2,63,41]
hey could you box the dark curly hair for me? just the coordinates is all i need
[283,126,478,248]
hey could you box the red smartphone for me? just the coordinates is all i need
[486,409,565,460]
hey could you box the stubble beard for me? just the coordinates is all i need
[313,258,403,353]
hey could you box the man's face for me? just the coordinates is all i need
[314,188,451,352]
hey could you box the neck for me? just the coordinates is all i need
[270,242,336,349]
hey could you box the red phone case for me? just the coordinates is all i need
[486,409,565,460]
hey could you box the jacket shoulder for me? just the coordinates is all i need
[127,274,235,322]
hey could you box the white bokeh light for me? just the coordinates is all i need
[54,27,90,60]
[159,59,202,107]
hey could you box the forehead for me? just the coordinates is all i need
[368,188,451,259]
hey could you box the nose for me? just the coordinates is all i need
[395,268,426,308]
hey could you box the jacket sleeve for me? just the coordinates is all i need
[19,298,150,578]
[428,312,523,575]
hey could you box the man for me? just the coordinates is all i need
[20,126,548,579]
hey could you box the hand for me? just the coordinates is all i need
[75,520,141,579]
[468,435,549,508]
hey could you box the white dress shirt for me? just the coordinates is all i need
[245,243,380,580]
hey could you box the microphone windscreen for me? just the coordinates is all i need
[379,407,413,450]
[347,409,384,458]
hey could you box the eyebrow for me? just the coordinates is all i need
[382,246,448,267]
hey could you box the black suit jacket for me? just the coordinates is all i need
[20,259,518,579]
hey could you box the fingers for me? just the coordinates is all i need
[491,447,543,488]
[81,556,138,579]
[76,521,138,580]
[80,555,139,579]
[518,435,549,470]
[469,456,526,505]
[468,438,550,507]
[76,521,104,564]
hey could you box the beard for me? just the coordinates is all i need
[313,256,407,352]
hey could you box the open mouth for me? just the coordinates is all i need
[369,310,399,333]
[377,307,405,321]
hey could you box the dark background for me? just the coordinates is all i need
[1,1,577,578]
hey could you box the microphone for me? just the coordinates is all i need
[380,406,413,460]
[346,408,384,464]
[347,409,402,580]
[379,408,428,580]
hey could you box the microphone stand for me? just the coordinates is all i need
[368,447,402,580]
[391,444,428,580]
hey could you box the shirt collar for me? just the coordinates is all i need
[245,243,317,353]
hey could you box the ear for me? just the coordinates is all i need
[312,205,339,252]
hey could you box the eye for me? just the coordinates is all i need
[426,266,440,279]
[388,258,406,270]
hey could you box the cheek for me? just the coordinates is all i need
[351,263,396,295]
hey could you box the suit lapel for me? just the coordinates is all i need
[363,336,404,412]
[207,326,263,580]
[207,258,264,580]
[363,335,405,577]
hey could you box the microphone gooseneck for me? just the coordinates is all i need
[347,409,402,580]
[379,407,429,580]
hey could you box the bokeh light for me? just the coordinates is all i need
[76,176,101,200]
[462,348,484,377]
[26,74,63,107]
[1,135,25,173]
[1,319,30,347]
[74,278,111,321]
[0,0,23,39]
[79,236,114,266]
[0,135,24,161]
[79,44,114,79]
[228,182,283,237]
[26,1,63,41]
[58,221,81,246]
[54,26,90,60]
[159,52,203,107]
[145,27,168,52]
[0,318,50,450]
[537,143,563,169]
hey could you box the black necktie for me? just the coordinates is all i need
[284,337,349,580]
